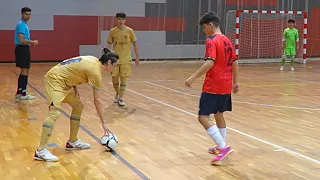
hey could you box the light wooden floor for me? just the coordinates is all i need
[0,61,320,180]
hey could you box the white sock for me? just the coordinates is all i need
[207,125,226,148]
[219,128,227,141]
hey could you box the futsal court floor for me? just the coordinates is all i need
[0,60,319,180]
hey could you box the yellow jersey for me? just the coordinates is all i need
[45,55,102,90]
[107,26,137,64]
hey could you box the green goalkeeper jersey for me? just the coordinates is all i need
[283,28,299,49]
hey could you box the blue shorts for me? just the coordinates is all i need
[198,92,232,115]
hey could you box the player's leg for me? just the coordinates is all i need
[15,45,35,100]
[208,112,227,155]
[280,49,289,71]
[34,103,60,162]
[290,48,296,71]
[34,78,68,162]
[198,93,232,165]
[63,91,91,150]
[118,63,132,106]
[112,64,120,103]
[208,94,232,154]
[215,112,227,140]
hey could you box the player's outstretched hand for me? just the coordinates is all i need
[185,77,195,87]
[102,122,112,135]
[233,83,239,93]
[135,58,139,66]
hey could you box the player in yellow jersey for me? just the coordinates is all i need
[34,48,119,162]
[107,12,140,106]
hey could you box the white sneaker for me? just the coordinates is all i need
[34,148,59,162]
[65,139,91,150]
[114,94,119,103]
[290,67,294,71]
[118,98,125,106]
[15,93,21,100]
[20,94,36,100]
[280,66,284,71]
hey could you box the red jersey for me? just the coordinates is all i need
[202,34,236,94]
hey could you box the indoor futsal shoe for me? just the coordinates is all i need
[208,145,232,155]
[65,139,91,150]
[34,148,59,162]
[211,146,233,165]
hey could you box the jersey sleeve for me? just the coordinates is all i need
[296,29,299,42]
[107,30,113,44]
[88,71,102,91]
[204,39,216,61]
[16,23,26,35]
[129,28,137,43]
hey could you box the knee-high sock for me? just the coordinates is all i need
[38,110,60,150]
[17,74,27,94]
[112,77,120,94]
[119,76,127,98]
[69,102,84,142]
[290,56,295,66]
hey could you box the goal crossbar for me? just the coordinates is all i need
[235,10,308,64]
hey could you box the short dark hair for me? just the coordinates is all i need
[99,48,119,65]
[288,19,295,23]
[199,11,220,27]
[21,7,31,14]
[116,12,126,19]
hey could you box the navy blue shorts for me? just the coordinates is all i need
[198,92,232,115]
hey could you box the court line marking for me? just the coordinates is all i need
[124,83,320,166]
[12,71,149,180]
[143,81,320,111]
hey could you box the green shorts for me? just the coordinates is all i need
[284,48,296,56]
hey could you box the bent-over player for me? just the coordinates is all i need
[34,48,118,162]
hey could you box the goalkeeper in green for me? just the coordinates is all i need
[281,19,299,71]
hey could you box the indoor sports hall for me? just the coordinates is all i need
[0,0,320,179]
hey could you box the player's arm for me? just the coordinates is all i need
[282,29,287,49]
[296,29,300,50]
[189,60,214,81]
[89,71,111,133]
[232,60,239,93]
[106,30,113,49]
[133,42,140,59]
[185,40,215,87]
[92,88,110,133]
[130,29,140,64]
[17,24,36,45]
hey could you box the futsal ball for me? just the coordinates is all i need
[100,134,118,151]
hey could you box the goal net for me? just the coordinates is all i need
[225,10,307,64]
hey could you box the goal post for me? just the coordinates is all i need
[225,10,307,64]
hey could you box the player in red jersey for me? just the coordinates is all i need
[185,11,239,165]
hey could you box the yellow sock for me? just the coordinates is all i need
[69,119,80,142]
[38,110,60,150]
[112,77,120,94]
[119,76,127,98]
[69,102,84,142]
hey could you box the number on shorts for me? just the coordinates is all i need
[60,57,82,65]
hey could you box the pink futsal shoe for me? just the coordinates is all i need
[211,146,233,165]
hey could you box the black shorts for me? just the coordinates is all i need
[198,92,232,115]
[15,45,31,68]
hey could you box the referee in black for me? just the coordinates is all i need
[14,7,38,100]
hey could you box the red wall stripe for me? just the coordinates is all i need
[0,15,185,62]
